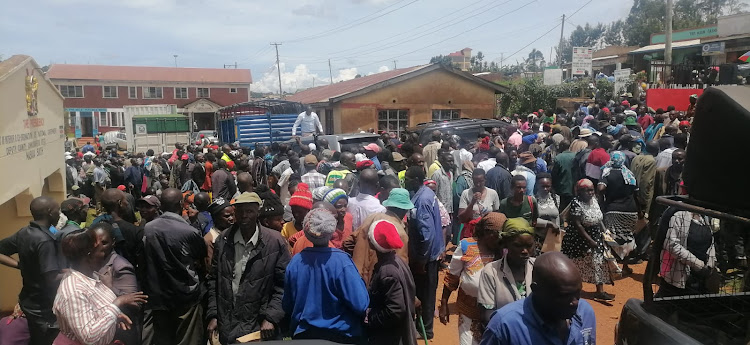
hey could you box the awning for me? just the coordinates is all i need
[592,55,619,61]
[629,39,702,54]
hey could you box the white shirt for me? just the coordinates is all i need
[292,111,323,135]
[477,158,496,172]
[347,193,386,230]
[655,148,676,169]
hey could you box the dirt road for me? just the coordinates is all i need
[429,262,647,345]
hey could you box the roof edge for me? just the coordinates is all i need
[0,55,64,101]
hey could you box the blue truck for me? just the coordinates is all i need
[217,100,305,148]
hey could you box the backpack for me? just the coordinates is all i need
[571,148,591,183]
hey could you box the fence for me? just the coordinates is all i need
[648,62,747,88]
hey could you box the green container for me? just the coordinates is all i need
[133,114,190,133]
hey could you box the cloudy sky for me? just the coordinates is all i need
[3,0,632,93]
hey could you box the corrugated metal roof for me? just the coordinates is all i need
[629,39,702,54]
[286,65,428,104]
[47,64,252,84]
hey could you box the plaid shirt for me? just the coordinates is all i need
[302,171,327,190]
[660,211,716,289]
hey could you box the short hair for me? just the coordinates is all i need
[536,172,552,181]
[61,228,96,265]
[673,133,688,149]
[472,168,486,178]
[405,166,426,182]
[380,175,400,190]
[511,174,527,186]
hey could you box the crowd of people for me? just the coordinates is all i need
[0,92,734,345]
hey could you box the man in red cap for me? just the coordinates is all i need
[362,143,382,170]
[366,220,417,345]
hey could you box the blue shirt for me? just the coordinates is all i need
[370,156,382,171]
[481,295,596,345]
[82,144,95,153]
[522,133,539,145]
[408,186,444,264]
[282,247,369,339]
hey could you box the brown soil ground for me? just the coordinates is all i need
[429,261,648,345]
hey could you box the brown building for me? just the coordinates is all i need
[448,48,473,71]
[287,64,508,135]
[46,64,252,137]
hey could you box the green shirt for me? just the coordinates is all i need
[552,150,576,196]
[498,196,537,225]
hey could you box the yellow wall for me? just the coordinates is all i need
[0,56,66,312]
[332,69,497,133]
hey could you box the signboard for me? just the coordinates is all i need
[650,26,717,44]
[702,42,725,56]
[572,47,593,76]
[543,69,563,85]
[135,124,148,135]
[614,68,631,96]
[65,108,107,112]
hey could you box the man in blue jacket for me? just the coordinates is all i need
[405,166,444,340]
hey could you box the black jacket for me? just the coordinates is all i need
[368,252,418,345]
[207,224,290,344]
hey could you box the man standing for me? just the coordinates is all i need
[206,192,290,343]
[632,140,659,218]
[422,130,442,168]
[58,198,87,237]
[144,188,207,345]
[278,152,300,205]
[292,107,323,136]
[81,141,95,154]
[212,159,237,200]
[405,166,444,340]
[301,154,326,190]
[511,152,537,196]
[551,139,575,210]
[348,169,386,230]
[485,151,513,201]
[430,151,455,220]
[0,196,63,345]
[92,188,140,267]
[481,252,595,345]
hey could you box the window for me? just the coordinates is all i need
[108,112,125,127]
[128,86,137,99]
[98,112,108,127]
[174,87,188,99]
[229,87,238,93]
[378,109,409,135]
[102,86,118,98]
[196,87,210,98]
[143,87,163,99]
[432,109,461,121]
[59,85,84,98]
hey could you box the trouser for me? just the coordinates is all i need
[94,185,105,211]
[26,315,58,345]
[414,260,439,339]
[142,308,154,345]
[152,303,205,345]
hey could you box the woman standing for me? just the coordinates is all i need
[291,188,353,254]
[476,218,536,326]
[598,151,643,275]
[439,212,506,345]
[54,228,147,345]
[562,179,616,302]
[457,169,501,240]
[534,173,561,250]
[452,160,474,244]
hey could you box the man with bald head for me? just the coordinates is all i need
[144,188,208,345]
[347,169,386,230]
[423,130,443,168]
[92,188,140,267]
[236,172,254,195]
[0,196,64,344]
[326,151,358,195]
[481,252,596,345]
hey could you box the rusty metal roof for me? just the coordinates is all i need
[47,64,252,84]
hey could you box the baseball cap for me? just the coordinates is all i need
[136,195,161,209]
[392,152,405,162]
[234,192,262,205]
[304,154,318,165]
[207,197,232,216]
[117,185,126,191]
[382,188,414,210]
[363,143,381,153]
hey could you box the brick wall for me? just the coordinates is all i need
[58,84,248,109]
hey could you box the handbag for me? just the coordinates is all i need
[541,228,564,253]
[634,216,648,234]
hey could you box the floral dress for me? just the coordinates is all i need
[561,197,614,285]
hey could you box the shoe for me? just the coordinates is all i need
[622,266,633,276]
[594,292,616,302]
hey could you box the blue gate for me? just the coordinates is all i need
[217,100,306,148]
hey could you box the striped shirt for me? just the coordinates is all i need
[53,270,121,345]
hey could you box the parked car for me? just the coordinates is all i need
[408,118,511,146]
[615,86,750,345]
[102,131,127,151]
[284,133,383,153]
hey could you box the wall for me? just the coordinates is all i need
[0,56,66,311]
[646,88,704,111]
[333,69,497,133]
[718,13,750,37]
[53,82,249,108]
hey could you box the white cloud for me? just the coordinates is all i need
[377,65,390,72]
[252,63,361,93]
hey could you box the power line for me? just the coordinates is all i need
[284,0,419,43]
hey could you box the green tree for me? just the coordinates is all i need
[429,55,454,67]
[525,49,544,72]
[604,20,625,46]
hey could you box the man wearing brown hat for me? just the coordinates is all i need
[511,152,537,196]
[207,192,291,343]
[301,154,326,190]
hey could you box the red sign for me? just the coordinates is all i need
[646,88,704,112]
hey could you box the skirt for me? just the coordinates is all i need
[570,249,614,285]
[562,224,614,285]
[603,211,637,261]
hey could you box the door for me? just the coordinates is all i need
[80,112,94,137]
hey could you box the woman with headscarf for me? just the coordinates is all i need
[598,151,643,275]
[476,218,535,326]
[291,188,353,255]
[581,115,596,131]
[562,179,616,302]
[439,212,506,345]
[533,173,561,251]
[53,228,147,345]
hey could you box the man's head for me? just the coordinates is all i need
[404,166,426,192]
[160,188,183,214]
[438,151,454,171]
[378,175,401,203]
[318,138,329,149]
[558,139,571,152]
[673,133,688,150]
[431,130,441,142]
[289,152,301,172]
[599,134,614,150]
[511,175,527,198]
[332,179,350,193]
[671,149,686,170]
[236,172,254,193]
[340,152,356,171]
[531,252,582,320]
[193,192,211,212]
[304,154,318,172]
[101,188,125,215]
[305,106,312,115]
[303,208,337,247]
[407,153,425,169]
[359,169,380,195]
[61,198,87,224]
[136,195,161,223]
[664,125,678,136]
[234,192,262,229]
[222,144,232,154]
[472,169,486,190]
[496,151,509,168]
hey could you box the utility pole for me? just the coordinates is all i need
[271,43,283,97]
[558,14,565,66]
[665,0,673,82]
[313,77,315,87]
[328,59,334,84]
[173,54,178,67]
[499,53,503,71]
[393,60,397,69]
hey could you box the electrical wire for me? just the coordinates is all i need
[284,0,419,43]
